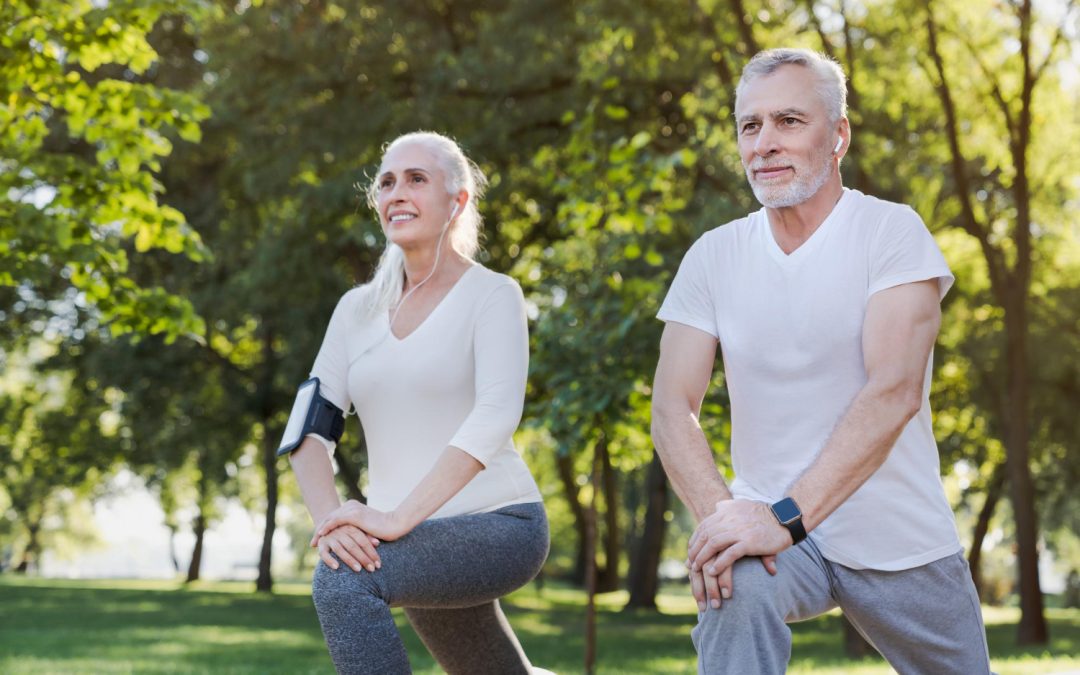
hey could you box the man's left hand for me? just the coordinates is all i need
[688,499,793,575]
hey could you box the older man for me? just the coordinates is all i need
[651,48,991,673]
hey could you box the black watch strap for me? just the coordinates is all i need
[770,497,807,545]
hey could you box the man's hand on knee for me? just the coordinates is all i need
[689,500,791,575]
[690,554,778,612]
[690,565,733,611]
[688,502,780,611]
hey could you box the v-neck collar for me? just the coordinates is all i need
[387,264,479,342]
[761,189,853,265]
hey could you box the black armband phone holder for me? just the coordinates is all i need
[277,377,345,456]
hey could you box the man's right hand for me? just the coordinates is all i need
[691,557,777,609]
[690,554,778,610]
[690,564,733,611]
[689,501,780,609]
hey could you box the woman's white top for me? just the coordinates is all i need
[308,264,542,519]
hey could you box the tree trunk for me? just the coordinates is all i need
[167,524,181,573]
[1003,298,1047,644]
[625,451,669,610]
[583,435,602,675]
[14,519,41,573]
[256,426,278,592]
[335,440,367,504]
[1005,2,1046,642]
[596,433,621,593]
[556,452,588,585]
[842,614,875,658]
[968,463,1006,599]
[923,0,1047,643]
[256,328,279,594]
[186,510,205,583]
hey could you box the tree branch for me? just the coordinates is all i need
[803,0,838,61]
[1033,0,1076,83]
[921,1,1009,301]
[689,0,736,91]
[728,0,760,55]
[954,31,1016,139]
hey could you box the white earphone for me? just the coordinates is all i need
[389,199,463,331]
[833,137,843,154]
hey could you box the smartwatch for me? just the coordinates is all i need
[770,497,807,545]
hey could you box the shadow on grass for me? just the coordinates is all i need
[1,577,1078,674]
[0,579,334,674]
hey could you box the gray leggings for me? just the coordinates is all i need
[311,501,549,675]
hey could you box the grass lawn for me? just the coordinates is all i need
[1,576,1077,674]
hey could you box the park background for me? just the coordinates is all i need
[2,0,1079,672]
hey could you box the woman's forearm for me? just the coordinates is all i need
[289,436,342,524]
[392,446,483,532]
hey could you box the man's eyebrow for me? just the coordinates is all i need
[769,107,811,119]
[735,112,762,124]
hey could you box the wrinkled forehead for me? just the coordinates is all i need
[734,64,829,119]
[378,141,442,177]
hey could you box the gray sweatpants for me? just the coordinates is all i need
[692,538,991,674]
[312,501,549,675]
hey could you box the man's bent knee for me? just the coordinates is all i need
[720,557,781,614]
[692,557,792,675]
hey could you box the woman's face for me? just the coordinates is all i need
[375,142,460,252]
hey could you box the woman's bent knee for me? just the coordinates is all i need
[312,560,385,610]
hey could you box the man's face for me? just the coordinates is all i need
[734,65,839,208]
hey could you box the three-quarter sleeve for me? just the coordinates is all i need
[447,280,529,467]
[305,288,362,452]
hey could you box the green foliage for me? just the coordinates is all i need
[2,0,1078,616]
[0,0,209,340]
[0,346,116,568]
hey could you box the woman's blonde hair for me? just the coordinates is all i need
[360,131,488,317]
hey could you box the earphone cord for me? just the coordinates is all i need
[388,214,454,331]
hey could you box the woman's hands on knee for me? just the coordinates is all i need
[315,524,381,573]
[315,500,409,542]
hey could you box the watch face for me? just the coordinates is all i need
[772,498,801,524]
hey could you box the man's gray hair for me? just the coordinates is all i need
[736,48,848,121]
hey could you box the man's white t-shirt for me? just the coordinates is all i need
[308,264,542,519]
[658,189,962,571]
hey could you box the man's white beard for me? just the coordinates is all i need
[745,151,834,208]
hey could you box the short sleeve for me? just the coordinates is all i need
[867,207,954,301]
[447,280,528,466]
[656,236,719,337]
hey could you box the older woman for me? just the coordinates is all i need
[286,132,548,674]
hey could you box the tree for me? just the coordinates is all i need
[915,0,1078,643]
[0,351,115,572]
[154,0,586,591]
[1,0,208,341]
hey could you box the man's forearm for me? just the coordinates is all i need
[790,279,941,535]
[789,383,919,532]
[652,406,732,522]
